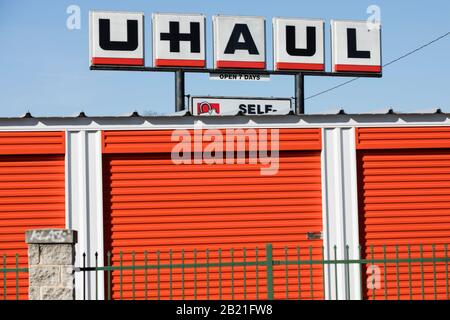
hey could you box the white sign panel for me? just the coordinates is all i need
[213,16,266,69]
[152,13,206,68]
[191,97,291,116]
[89,11,144,66]
[273,18,325,71]
[331,20,381,73]
[209,73,270,81]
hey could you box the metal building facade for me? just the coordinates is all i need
[0,112,449,300]
[0,131,66,299]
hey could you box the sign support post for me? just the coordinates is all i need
[295,73,305,115]
[175,70,186,112]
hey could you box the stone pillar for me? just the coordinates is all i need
[25,229,77,300]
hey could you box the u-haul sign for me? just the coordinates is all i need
[89,11,382,74]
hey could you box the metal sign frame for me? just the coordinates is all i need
[90,65,382,114]
[89,12,382,114]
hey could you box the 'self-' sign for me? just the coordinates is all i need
[89,11,382,74]
[191,97,292,116]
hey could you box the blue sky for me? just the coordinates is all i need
[0,0,449,117]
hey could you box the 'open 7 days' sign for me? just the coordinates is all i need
[89,11,382,74]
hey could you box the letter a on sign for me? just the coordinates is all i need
[273,18,325,71]
[153,13,206,68]
[213,15,266,69]
[89,11,144,66]
[331,20,382,73]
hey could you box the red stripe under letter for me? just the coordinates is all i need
[155,59,206,68]
[91,57,144,66]
[334,64,381,73]
[276,62,325,71]
[216,61,266,69]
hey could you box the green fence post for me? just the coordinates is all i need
[132,251,136,300]
[157,251,160,300]
[407,245,412,300]
[119,251,123,301]
[243,248,247,300]
[144,251,148,301]
[445,244,449,300]
[333,245,338,300]
[420,244,425,300]
[371,245,375,300]
[432,244,437,300]
[321,246,325,300]
[345,245,350,300]
[15,254,19,300]
[107,251,111,301]
[265,244,274,300]
[395,246,400,300]
[383,245,387,300]
[206,249,210,300]
[82,253,86,300]
[218,248,222,300]
[310,246,314,300]
[181,249,185,300]
[95,252,98,301]
[194,249,197,300]
[3,254,6,300]
[231,248,234,300]
[255,247,259,300]
[297,246,301,300]
[169,249,173,300]
[284,247,289,299]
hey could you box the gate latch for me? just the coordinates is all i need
[307,231,323,240]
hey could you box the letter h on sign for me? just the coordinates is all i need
[153,13,206,68]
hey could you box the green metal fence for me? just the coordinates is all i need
[76,243,450,300]
[0,254,28,300]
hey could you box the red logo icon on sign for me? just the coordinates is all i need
[197,102,220,115]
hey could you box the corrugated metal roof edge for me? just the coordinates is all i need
[8,108,445,119]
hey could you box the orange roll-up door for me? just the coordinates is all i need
[0,132,66,300]
[356,127,450,300]
[102,129,324,300]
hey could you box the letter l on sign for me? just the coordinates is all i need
[331,20,382,73]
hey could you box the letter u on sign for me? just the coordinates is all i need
[89,11,145,66]
[273,18,325,71]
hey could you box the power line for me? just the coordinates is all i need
[305,31,450,101]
